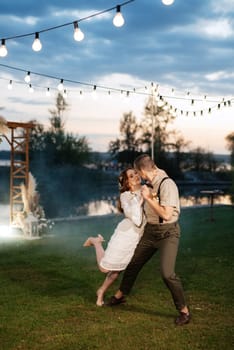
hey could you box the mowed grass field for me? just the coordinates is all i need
[0,206,233,350]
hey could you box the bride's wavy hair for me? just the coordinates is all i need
[117,167,134,212]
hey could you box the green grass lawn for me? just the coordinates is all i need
[0,206,233,350]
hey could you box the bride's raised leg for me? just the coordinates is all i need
[83,234,105,247]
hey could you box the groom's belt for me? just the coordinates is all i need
[147,221,178,228]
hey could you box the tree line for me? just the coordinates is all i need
[28,92,233,181]
[0,92,233,217]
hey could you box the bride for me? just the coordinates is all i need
[83,167,146,306]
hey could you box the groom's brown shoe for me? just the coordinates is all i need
[175,311,191,326]
[106,295,126,306]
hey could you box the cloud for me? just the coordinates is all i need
[205,70,234,81]
[170,18,234,39]
[0,15,39,27]
[198,19,234,39]
[210,0,234,15]
[52,9,111,22]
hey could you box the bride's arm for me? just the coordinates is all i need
[120,192,144,227]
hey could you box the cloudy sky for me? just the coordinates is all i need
[0,0,233,154]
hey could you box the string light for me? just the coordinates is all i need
[92,85,97,100]
[0,1,135,57]
[57,79,64,91]
[113,5,125,27]
[73,22,84,41]
[79,90,84,100]
[163,103,169,111]
[28,84,34,93]
[24,71,31,83]
[7,80,13,90]
[0,39,8,57]
[157,95,164,107]
[46,87,51,96]
[1,63,233,117]
[32,32,42,52]
[63,89,68,99]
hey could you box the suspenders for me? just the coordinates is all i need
[156,177,170,223]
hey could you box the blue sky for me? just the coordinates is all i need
[0,0,233,154]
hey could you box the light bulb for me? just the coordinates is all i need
[46,87,51,97]
[0,39,8,57]
[57,79,64,91]
[79,90,84,100]
[32,32,42,51]
[73,22,84,41]
[63,89,68,99]
[24,72,31,83]
[92,85,97,100]
[113,5,125,27]
[157,96,164,107]
[29,84,34,93]
[8,80,13,90]
[162,0,175,5]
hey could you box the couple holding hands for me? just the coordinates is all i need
[83,154,190,326]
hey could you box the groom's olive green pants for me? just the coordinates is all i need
[119,221,187,311]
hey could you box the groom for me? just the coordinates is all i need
[107,154,190,326]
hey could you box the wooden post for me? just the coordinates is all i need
[5,122,34,225]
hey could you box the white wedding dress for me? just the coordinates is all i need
[99,190,146,271]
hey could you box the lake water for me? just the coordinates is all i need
[0,187,232,222]
[60,187,232,218]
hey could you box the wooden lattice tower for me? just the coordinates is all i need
[4,122,34,225]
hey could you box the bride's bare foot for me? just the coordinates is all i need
[83,234,105,247]
[96,288,105,306]
[83,237,94,247]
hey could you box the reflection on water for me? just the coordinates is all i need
[75,193,232,217]
[0,193,232,220]
[180,194,231,207]
[74,197,119,217]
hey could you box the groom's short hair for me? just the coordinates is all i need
[134,154,155,171]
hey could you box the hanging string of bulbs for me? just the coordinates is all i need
[0,63,233,118]
[2,0,231,117]
[0,0,135,57]
[0,0,177,57]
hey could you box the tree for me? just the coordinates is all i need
[29,93,91,166]
[226,132,234,165]
[187,147,217,173]
[108,112,141,164]
[48,93,68,133]
[166,131,191,177]
[108,92,191,176]
[138,92,190,176]
[140,93,176,159]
